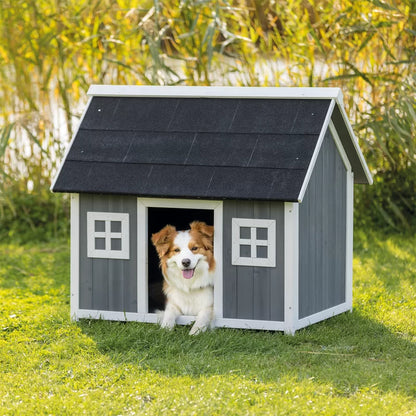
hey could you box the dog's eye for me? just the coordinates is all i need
[174,248,180,253]
[191,246,198,252]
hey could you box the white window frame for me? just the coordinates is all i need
[231,218,276,267]
[87,212,130,259]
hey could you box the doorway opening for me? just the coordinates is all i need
[147,207,214,312]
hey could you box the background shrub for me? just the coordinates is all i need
[0,0,415,239]
[355,74,416,231]
[0,179,69,243]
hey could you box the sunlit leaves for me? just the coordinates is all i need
[0,0,414,230]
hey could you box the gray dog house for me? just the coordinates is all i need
[52,85,372,334]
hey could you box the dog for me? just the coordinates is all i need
[151,221,215,335]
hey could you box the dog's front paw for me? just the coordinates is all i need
[189,323,208,336]
[160,319,175,330]
[159,305,180,330]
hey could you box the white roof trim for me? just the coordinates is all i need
[334,103,373,185]
[88,84,344,103]
[297,99,336,203]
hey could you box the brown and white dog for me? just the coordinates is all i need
[151,221,215,335]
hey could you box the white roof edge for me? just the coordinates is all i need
[335,101,373,185]
[297,99,337,203]
[87,84,344,100]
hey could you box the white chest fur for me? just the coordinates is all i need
[164,280,214,316]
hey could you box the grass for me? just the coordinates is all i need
[1,232,416,415]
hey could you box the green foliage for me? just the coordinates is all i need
[1,233,416,414]
[355,75,416,230]
[0,180,69,243]
[0,0,415,236]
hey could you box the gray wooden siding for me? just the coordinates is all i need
[79,194,137,312]
[223,200,285,321]
[298,130,347,319]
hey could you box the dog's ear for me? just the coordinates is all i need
[190,221,214,251]
[151,225,176,258]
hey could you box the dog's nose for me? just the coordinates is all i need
[182,258,191,268]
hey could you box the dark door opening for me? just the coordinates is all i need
[147,207,214,312]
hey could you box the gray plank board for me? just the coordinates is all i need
[92,259,109,310]
[298,130,347,319]
[222,201,238,318]
[79,194,94,310]
[222,200,284,322]
[270,202,285,321]
[253,203,271,321]
[235,202,254,319]
[78,194,137,312]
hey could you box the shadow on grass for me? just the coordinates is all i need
[79,310,416,398]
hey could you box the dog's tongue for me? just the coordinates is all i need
[182,269,194,279]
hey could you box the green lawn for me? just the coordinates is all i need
[1,231,415,415]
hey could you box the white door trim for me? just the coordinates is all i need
[136,197,223,318]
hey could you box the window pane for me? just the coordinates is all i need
[240,245,251,258]
[256,227,268,240]
[111,238,122,251]
[95,220,105,232]
[95,237,106,250]
[111,221,122,233]
[240,227,251,239]
[256,246,268,259]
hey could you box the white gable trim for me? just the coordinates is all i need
[88,84,344,101]
[297,99,336,202]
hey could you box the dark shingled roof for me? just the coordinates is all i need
[52,88,371,201]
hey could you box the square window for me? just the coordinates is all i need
[240,245,251,258]
[111,221,122,233]
[111,238,122,251]
[232,218,276,267]
[256,245,268,259]
[87,212,130,259]
[95,237,106,250]
[240,227,251,239]
[256,227,268,240]
[95,220,105,232]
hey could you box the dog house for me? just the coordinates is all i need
[51,85,372,334]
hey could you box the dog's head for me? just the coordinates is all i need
[151,221,215,280]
